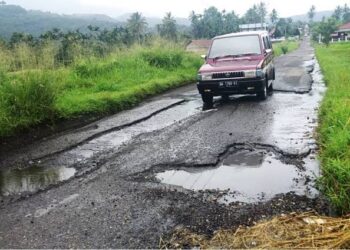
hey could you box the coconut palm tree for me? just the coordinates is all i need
[127,12,148,44]
[158,12,177,40]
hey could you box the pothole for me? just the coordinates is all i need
[155,149,318,203]
[0,165,76,196]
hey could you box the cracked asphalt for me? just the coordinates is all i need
[0,39,330,248]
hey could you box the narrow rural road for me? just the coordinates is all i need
[0,39,328,248]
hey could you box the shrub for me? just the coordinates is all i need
[141,49,183,69]
[0,71,56,136]
[74,61,119,78]
[281,45,289,54]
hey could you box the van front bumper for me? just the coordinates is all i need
[197,78,266,96]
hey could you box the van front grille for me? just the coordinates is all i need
[212,71,244,79]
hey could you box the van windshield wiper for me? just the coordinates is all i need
[213,53,259,60]
[213,55,239,60]
[234,53,259,57]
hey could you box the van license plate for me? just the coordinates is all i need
[224,81,238,87]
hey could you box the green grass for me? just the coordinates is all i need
[0,41,202,137]
[273,40,300,57]
[315,43,350,214]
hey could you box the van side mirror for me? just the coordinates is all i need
[201,55,207,60]
[265,49,272,55]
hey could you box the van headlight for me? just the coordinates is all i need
[256,69,264,78]
[197,73,212,81]
[244,70,256,78]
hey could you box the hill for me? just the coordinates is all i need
[0,5,121,39]
[289,10,333,22]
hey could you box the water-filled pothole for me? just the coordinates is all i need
[0,165,76,196]
[156,149,318,203]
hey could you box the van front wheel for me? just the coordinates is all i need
[201,93,213,105]
[257,80,268,100]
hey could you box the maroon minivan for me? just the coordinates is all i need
[197,31,275,105]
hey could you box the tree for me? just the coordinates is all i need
[223,11,239,34]
[343,4,350,23]
[274,18,300,38]
[202,7,224,38]
[9,32,34,46]
[243,4,261,23]
[257,2,267,25]
[333,5,343,21]
[308,5,316,24]
[270,9,279,25]
[158,12,177,40]
[316,18,337,45]
[189,11,203,38]
[0,1,6,5]
[126,12,148,44]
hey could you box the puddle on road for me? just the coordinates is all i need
[270,60,326,155]
[156,149,318,203]
[0,100,202,197]
[0,165,76,196]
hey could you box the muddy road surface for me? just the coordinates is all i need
[0,39,329,248]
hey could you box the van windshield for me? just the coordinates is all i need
[208,35,262,59]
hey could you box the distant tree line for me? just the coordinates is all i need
[0,11,186,67]
[189,3,302,39]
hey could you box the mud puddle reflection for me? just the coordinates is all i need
[156,149,318,203]
[0,166,76,196]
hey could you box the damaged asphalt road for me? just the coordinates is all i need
[0,39,329,248]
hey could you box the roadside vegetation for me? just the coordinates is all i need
[315,43,350,214]
[0,40,202,137]
[273,40,300,56]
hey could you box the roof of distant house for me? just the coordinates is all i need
[338,22,350,32]
[188,40,212,48]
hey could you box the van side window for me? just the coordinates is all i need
[267,37,272,49]
[263,37,269,50]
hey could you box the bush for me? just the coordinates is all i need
[273,41,300,57]
[0,72,56,136]
[74,61,119,78]
[281,45,289,54]
[141,49,183,69]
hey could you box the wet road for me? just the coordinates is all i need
[0,39,328,248]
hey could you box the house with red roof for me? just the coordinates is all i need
[331,22,350,42]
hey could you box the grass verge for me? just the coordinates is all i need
[273,40,300,57]
[0,42,202,137]
[315,43,350,214]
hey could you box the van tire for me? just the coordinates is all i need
[202,93,213,105]
[257,79,268,100]
[268,80,274,93]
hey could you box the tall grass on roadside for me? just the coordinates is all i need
[0,39,202,137]
[55,42,202,117]
[273,40,300,57]
[0,71,58,136]
[315,43,350,214]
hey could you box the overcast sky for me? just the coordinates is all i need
[5,0,350,18]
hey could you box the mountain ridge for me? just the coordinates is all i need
[0,4,336,40]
